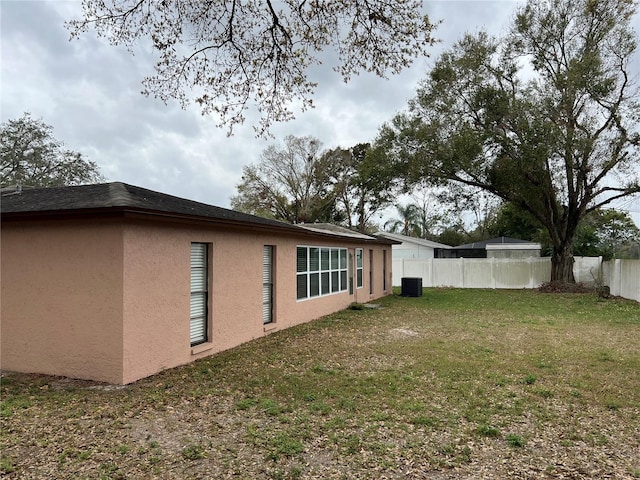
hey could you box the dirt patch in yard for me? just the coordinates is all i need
[389,327,420,338]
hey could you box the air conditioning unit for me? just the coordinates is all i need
[401,277,423,297]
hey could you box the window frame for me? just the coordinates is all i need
[356,248,364,289]
[190,242,210,347]
[263,245,275,325]
[369,249,374,294]
[383,249,388,292]
[296,245,348,301]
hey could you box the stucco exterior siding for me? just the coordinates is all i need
[1,183,394,384]
[121,222,190,383]
[118,223,391,384]
[0,220,125,383]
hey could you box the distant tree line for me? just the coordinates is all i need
[385,199,640,260]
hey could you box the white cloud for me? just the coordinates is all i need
[9,0,636,231]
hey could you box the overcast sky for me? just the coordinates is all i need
[2,1,639,226]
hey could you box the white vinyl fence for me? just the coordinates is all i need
[393,256,639,302]
[394,257,599,289]
[603,259,640,302]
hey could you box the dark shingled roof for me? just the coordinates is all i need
[0,182,393,245]
[1,182,290,228]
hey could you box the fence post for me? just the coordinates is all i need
[491,257,496,289]
[612,259,622,296]
[429,257,434,288]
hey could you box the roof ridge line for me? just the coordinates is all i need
[108,182,134,206]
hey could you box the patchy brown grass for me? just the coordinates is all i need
[2,289,639,479]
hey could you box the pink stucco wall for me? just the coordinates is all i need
[1,217,392,384]
[1,220,125,383]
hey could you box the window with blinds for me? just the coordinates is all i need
[263,245,274,325]
[190,243,209,346]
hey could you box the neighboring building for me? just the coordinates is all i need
[1,183,394,384]
[435,237,541,259]
[375,231,452,259]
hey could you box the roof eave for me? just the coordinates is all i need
[1,207,395,245]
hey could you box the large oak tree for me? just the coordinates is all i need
[375,0,640,282]
[67,0,436,136]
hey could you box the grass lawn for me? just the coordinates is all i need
[1,288,639,479]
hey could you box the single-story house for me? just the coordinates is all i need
[376,231,452,259]
[0,183,395,384]
[434,236,541,259]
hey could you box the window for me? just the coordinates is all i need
[369,249,374,294]
[356,248,364,288]
[297,246,348,300]
[190,243,209,346]
[383,249,388,292]
[263,246,274,325]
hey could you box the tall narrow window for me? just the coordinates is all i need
[321,248,330,295]
[340,249,347,293]
[296,247,308,300]
[369,249,374,294]
[356,248,364,288]
[383,249,388,291]
[309,247,320,297]
[263,246,274,325]
[190,243,209,346]
[348,251,354,295]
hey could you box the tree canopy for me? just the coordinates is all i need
[488,202,550,247]
[488,202,640,259]
[571,209,639,259]
[0,113,103,188]
[323,143,397,232]
[67,0,437,136]
[384,203,423,237]
[230,136,395,229]
[230,135,339,224]
[374,0,640,282]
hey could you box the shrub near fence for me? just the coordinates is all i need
[393,256,639,302]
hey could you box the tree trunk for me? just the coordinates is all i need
[550,243,575,283]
